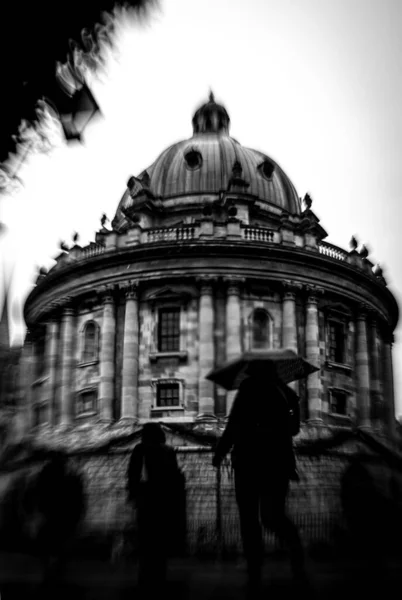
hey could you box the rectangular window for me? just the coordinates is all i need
[76,390,97,416]
[82,322,98,363]
[328,321,345,363]
[36,335,46,377]
[158,308,180,352]
[34,404,48,426]
[330,389,348,415]
[157,383,180,407]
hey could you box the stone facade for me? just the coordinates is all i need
[23,272,398,433]
[9,95,401,555]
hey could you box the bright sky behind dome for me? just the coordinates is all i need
[1,0,402,415]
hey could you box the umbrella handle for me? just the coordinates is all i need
[216,465,222,555]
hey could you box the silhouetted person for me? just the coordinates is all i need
[32,451,86,588]
[127,423,182,593]
[341,457,402,590]
[212,364,306,593]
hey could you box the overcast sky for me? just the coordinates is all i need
[1,0,402,414]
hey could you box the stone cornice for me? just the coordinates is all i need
[97,285,115,304]
[23,241,399,330]
[304,284,325,303]
[196,275,218,294]
[356,303,370,320]
[282,279,303,299]
[119,280,139,301]
[223,275,246,295]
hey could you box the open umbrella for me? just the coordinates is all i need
[206,349,319,391]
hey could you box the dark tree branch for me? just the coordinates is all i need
[0,1,158,193]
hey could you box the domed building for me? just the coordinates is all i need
[17,94,401,554]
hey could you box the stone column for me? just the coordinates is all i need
[214,289,226,416]
[59,301,75,427]
[21,330,35,432]
[282,282,300,394]
[282,283,299,352]
[355,305,371,429]
[305,287,323,423]
[368,312,382,427]
[382,329,396,439]
[45,316,59,426]
[99,287,116,422]
[197,278,216,420]
[121,282,139,421]
[224,277,244,415]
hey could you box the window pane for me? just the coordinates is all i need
[83,322,97,362]
[34,404,48,426]
[328,322,345,363]
[157,383,180,407]
[36,335,46,377]
[252,310,269,348]
[158,308,180,352]
[77,391,96,415]
[330,391,347,415]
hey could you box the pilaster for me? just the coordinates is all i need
[368,310,382,428]
[59,298,75,428]
[382,328,396,439]
[99,286,116,422]
[305,285,324,424]
[282,281,301,394]
[224,276,245,415]
[120,281,139,422]
[355,304,371,429]
[45,312,59,426]
[196,277,217,421]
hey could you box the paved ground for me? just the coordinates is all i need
[0,553,401,598]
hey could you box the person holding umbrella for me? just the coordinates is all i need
[209,350,317,593]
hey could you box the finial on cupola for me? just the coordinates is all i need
[72,232,79,243]
[303,193,312,210]
[209,89,215,103]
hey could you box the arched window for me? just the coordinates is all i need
[82,321,99,363]
[251,309,271,349]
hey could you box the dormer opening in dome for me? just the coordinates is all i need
[192,91,230,135]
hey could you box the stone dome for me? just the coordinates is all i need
[113,94,301,229]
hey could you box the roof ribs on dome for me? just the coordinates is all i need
[112,97,302,232]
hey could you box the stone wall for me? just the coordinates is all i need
[68,443,354,557]
[2,425,402,560]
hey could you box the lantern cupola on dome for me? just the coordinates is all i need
[192,91,230,135]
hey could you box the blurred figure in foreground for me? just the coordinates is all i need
[212,364,307,594]
[32,451,86,586]
[127,423,184,593]
[341,456,402,591]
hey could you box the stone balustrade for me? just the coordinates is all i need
[318,242,348,262]
[48,224,385,285]
[81,244,106,259]
[242,226,274,243]
[146,226,196,243]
